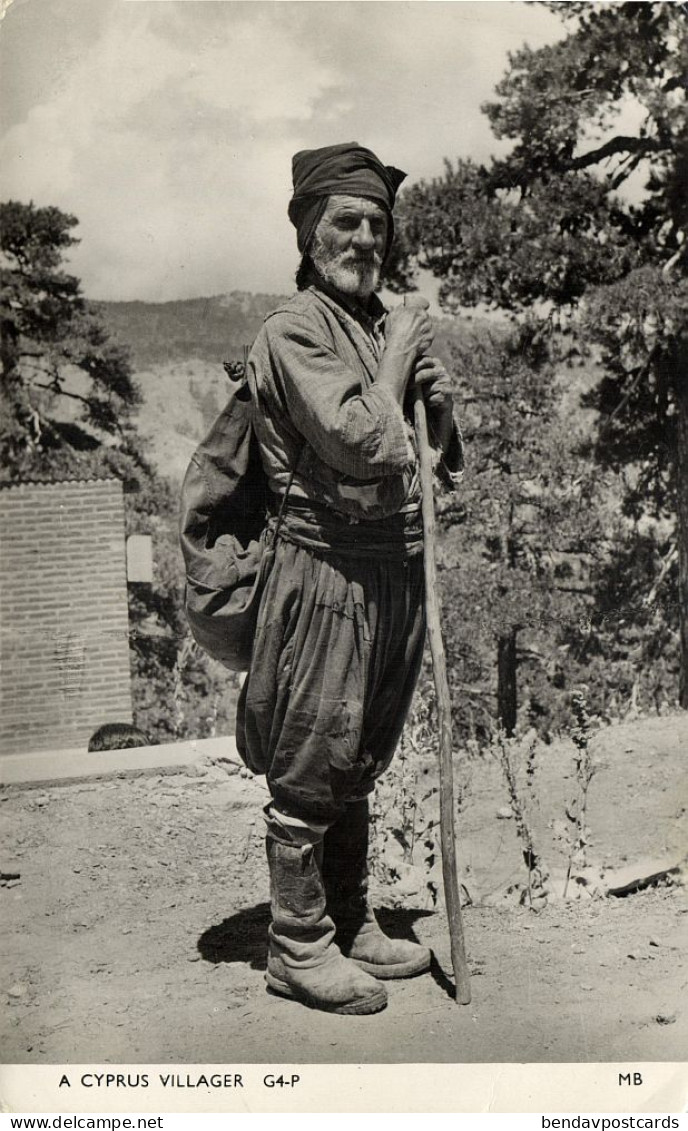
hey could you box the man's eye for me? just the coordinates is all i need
[335,217,386,233]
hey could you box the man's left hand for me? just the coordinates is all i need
[410,356,455,455]
[413,357,455,455]
[413,355,453,416]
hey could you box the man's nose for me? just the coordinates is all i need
[352,219,375,249]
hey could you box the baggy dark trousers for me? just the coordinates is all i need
[236,534,426,825]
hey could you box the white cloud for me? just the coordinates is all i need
[0,0,563,301]
[183,11,338,123]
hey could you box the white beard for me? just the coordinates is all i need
[310,232,382,300]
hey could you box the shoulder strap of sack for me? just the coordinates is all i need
[242,342,303,550]
[270,446,302,546]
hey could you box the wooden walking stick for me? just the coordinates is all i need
[406,299,471,1005]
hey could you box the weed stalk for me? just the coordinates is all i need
[562,690,597,899]
[495,729,547,909]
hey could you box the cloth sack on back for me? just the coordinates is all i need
[179,363,271,671]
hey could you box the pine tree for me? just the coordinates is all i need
[1,200,144,482]
[393,2,688,705]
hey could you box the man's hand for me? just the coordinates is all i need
[413,355,454,452]
[376,297,434,405]
[384,300,434,361]
[414,355,452,412]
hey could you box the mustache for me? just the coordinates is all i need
[342,253,381,268]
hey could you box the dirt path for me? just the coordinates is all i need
[1,715,686,1064]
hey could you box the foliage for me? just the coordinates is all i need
[373,686,609,911]
[580,268,688,522]
[127,503,241,744]
[370,684,472,910]
[436,319,608,739]
[487,2,686,223]
[390,161,641,310]
[562,522,680,720]
[395,1,688,706]
[1,201,143,481]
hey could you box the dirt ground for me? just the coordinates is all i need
[1,714,686,1065]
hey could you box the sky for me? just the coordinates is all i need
[0,0,565,302]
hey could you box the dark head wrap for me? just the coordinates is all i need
[288,142,407,257]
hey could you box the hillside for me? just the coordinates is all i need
[99,291,286,367]
[99,292,286,482]
[127,357,238,484]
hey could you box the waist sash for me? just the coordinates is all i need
[269,498,424,559]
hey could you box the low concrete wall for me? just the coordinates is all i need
[0,734,242,788]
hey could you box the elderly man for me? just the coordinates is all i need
[236,142,462,1015]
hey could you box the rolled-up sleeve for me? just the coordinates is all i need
[266,316,413,480]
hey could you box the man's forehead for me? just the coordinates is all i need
[323,194,388,219]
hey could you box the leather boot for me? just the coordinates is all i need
[322,798,432,979]
[264,820,388,1015]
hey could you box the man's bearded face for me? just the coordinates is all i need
[310,194,388,300]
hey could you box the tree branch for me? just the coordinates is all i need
[568,134,664,171]
[608,149,645,191]
[34,381,91,407]
[598,350,657,437]
[643,542,678,608]
[662,240,686,276]
[21,358,54,376]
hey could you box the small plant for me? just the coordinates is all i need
[494,728,549,910]
[172,635,196,737]
[562,690,598,899]
[370,684,471,909]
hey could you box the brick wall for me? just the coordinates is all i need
[0,479,133,755]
